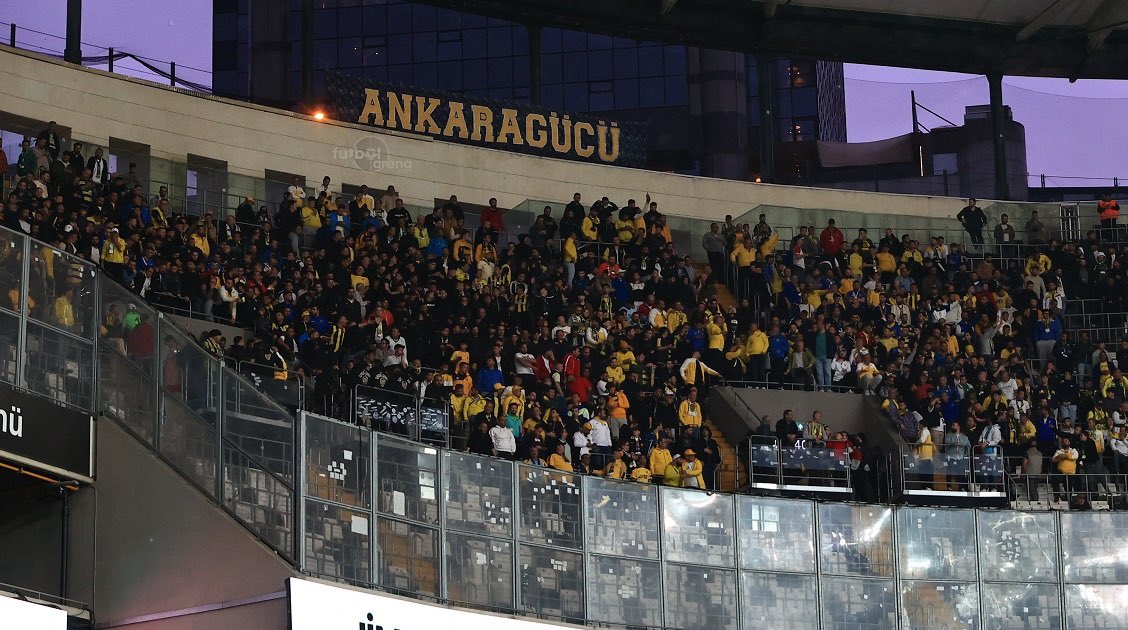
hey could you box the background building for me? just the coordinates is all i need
[212,0,845,183]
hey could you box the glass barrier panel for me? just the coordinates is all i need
[1061,512,1128,583]
[736,496,815,573]
[26,243,97,339]
[375,435,438,524]
[584,555,663,628]
[899,581,980,629]
[159,393,219,496]
[23,322,94,411]
[818,503,894,577]
[664,563,738,630]
[0,230,25,316]
[779,445,850,486]
[158,318,220,419]
[442,451,514,538]
[444,531,514,611]
[1063,585,1128,630]
[99,345,158,445]
[518,544,584,622]
[305,413,371,509]
[818,576,898,630]
[980,582,1061,629]
[376,518,439,598]
[740,571,818,630]
[98,276,161,373]
[976,511,1060,583]
[517,464,582,550]
[0,310,19,385]
[660,487,736,567]
[223,442,294,561]
[303,498,371,584]
[223,372,295,482]
[584,476,660,559]
[895,507,977,582]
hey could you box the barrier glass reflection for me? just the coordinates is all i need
[0,231,25,317]
[819,576,897,629]
[377,518,439,598]
[518,544,584,621]
[584,476,660,559]
[222,443,294,560]
[303,498,369,583]
[584,555,663,627]
[0,310,18,386]
[980,582,1061,629]
[375,436,438,524]
[445,531,513,610]
[1063,585,1128,629]
[740,571,818,629]
[24,321,94,410]
[736,495,815,573]
[159,394,218,495]
[818,503,894,577]
[977,511,1060,583]
[305,413,371,509]
[899,581,980,629]
[895,508,977,582]
[517,464,582,549]
[98,344,158,445]
[665,563,738,630]
[660,487,735,567]
[442,451,513,538]
[26,243,96,338]
[1061,512,1128,583]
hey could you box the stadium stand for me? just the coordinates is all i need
[4,117,1128,510]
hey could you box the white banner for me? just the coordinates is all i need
[0,596,67,629]
[288,578,573,630]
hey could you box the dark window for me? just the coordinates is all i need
[663,46,685,77]
[436,61,462,91]
[462,28,487,59]
[588,34,613,50]
[436,8,462,30]
[315,40,337,69]
[562,29,587,52]
[412,32,437,63]
[338,38,362,68]
[386,3,412,33]
[214,41,238,72]
[791,87,817,117]
[542,53,562,84]
[614,49,638,78]
[588,50,613,82]
[665,75,686,106]
[337,7,363,37]
[314,10,337,38]
[614,79,639,110]
[487,27,513,57]
[590,91,614,111]
[638,46,663,78]
[639,77,664,108]
[412,4,436,31]
[488,57,513,87]
[775,90,792,118]
[562,52,588,83]
[412,62,437,89]
[437,41,461,62]
[387,33,412,65]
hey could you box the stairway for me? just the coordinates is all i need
[691,261,737,311]
[704,418,742,491]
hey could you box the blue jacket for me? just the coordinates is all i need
[1035,417,1058,441]
[477,368,504,393]
[769,334,790,359]
[1033,318,1062,343]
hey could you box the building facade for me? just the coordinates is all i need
[213,0,846,182]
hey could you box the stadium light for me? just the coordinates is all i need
[312,111,326,121]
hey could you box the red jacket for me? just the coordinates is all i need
[482,207,506,231]
[820,227,845,255]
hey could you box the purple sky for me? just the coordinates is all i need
[6,3,1127,187]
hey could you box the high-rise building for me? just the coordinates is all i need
[213,0,846,183]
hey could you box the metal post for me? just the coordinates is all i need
[296,410,307,571]
[656,486,670,628]
[1041,173,1046,189]
[510,461,521,615]
[59,487,70,599]
[64,0,82,64]
[756,54,776,183]
[943,169,949,197]
[16,236,29,389]
[107,47,113,72]
[9,23,15,47]
[910,89,919,133]
[528,24,542,106]
[988,72,1010,200]
[169,62,176,87]
[370,432,380,588]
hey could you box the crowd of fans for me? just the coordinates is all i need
[3,123,1127,504]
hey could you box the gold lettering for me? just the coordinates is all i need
[357,88,385,126]
[597,121,621,162]
[574,121,595,158]
[443,102,470,139]
[549,114,573,153]
[525,114,548,148]
[414,96,442,134]
[386,92,413,131]
[497,109,524,145]
[469,105,495,142]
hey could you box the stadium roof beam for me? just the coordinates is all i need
[658,0,678,16]
[1016,0,1063,42]
[416,0,1128,79]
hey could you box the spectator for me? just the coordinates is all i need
[956,198,987,246]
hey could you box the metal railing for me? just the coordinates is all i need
[235,360,307,412]
[899,443,1007,497]
[352,384,450,447]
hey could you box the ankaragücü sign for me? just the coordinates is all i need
[327,71,647,167]
[0,382,94,482]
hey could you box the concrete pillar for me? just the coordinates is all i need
[687,47,749,181]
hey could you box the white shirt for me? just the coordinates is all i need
[1009,398,1031,420]
[589,418,613,447]
[572,431,591,456]
[998,378,1018,401]
[979,424,1002,449]
[1111,437,1128,457]
[489,426,516,453]
[831,358,852,381]
[514,352,535,374]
